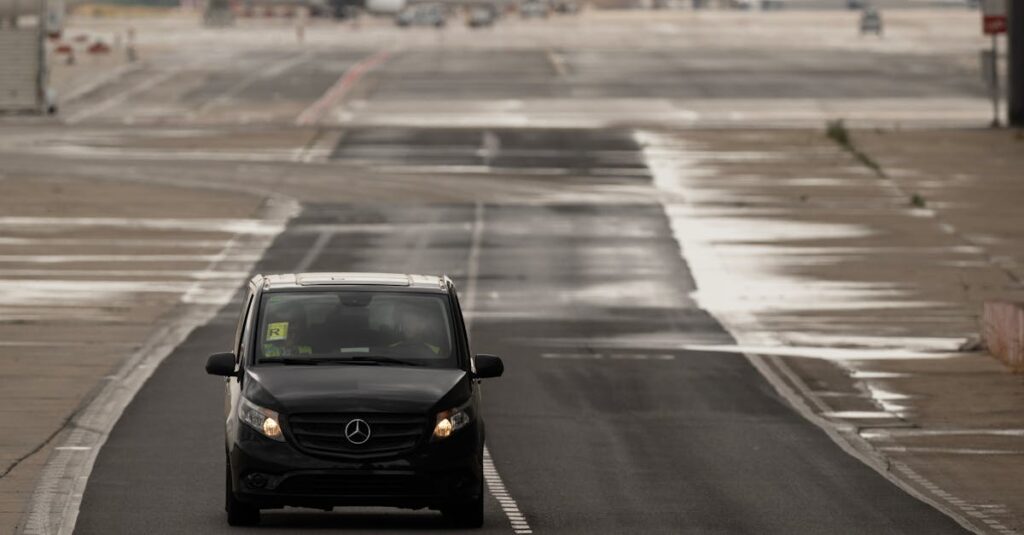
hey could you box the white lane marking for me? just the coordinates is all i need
[292,232,333,274]
[61,63,144,104]
[541,352,675,361]
[21,145,315,163]
[0,216,283,235]
[0,237,230,248]
[19,197,300,535]
[0,269,247,279]
[862,428,1024,438]
[0,341,136,347]
[371,164,572,176]
[893,462,1018,535]
[545,49,568,77]
[288,222,470,234]
[878,447,1024,456]
[822,411,903,420]
[64,69,179,124]
[292,130,344,164]
[180,235,243,306]
[295,49,392,126]
[0,279,204,307]
[463,202,485,327]
[0,254,261,263]
[477,131,502,166]
[484,450,531,535]
[462,203,533,535]
[194,51,313,116]
[676,343,966,361]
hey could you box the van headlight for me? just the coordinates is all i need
[432,402,473,440]
[239,398,285,442]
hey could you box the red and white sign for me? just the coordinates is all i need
[981,0,1007,35]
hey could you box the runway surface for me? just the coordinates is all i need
[73,135,966,533]
[0,10,990,533]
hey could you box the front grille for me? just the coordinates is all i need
[277,473,435,497]
[287,413,428,459]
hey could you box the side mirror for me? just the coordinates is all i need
[474,354,504,379]
[206,352,237,377]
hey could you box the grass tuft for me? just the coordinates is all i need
[825,119,887,179]
[826,119,850,146]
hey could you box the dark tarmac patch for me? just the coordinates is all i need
[76,201,965,535]
[74,126,965,534]
[330,127,650,174]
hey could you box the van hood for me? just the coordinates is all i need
[243,365,469,415]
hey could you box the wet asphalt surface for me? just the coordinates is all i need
[56,37,988,126]
[41,16,981,533]
[73,126,967,533]
[373,48,987,101]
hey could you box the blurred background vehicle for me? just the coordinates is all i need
[467,4,497,26]
[553,0,579,13]
[860,6,882,35]
[519,0,549,18]
[395,2,447,26]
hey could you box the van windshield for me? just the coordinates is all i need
[255,291,457,368]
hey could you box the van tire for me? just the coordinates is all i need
[442,493,484,528]
[225,459,260,526]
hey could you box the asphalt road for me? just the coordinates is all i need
[73,128,967,533]
[5,11,989,533]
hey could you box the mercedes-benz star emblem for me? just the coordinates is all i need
[344,418,371,445]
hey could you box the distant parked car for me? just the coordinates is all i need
[467,5,497,27]
[553,0,579,13]
[860,7,882,35]
[396,3,447,27]
[520,0,549,18]
[761,0,784,9]
[847,0,865,10]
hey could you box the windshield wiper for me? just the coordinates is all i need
[261,357,323,365]
[259,356,423,367]
[262,357,373,366]
[344,356,425,367]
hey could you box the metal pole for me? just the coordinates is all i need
[37,0,46,113]
[1009,0,1024,127]
[992,33,1001,128]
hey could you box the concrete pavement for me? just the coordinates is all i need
[0,171,289,534]
[642,127,1024,533]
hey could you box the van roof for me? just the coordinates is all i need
[257,272,449,293]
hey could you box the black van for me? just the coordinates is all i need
[205,272,503,527]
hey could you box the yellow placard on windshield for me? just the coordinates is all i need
[266,322,289,341]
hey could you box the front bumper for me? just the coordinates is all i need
[228,422,483,510]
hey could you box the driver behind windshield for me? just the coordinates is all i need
[388,304,446,358]
[256,292,453,364]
